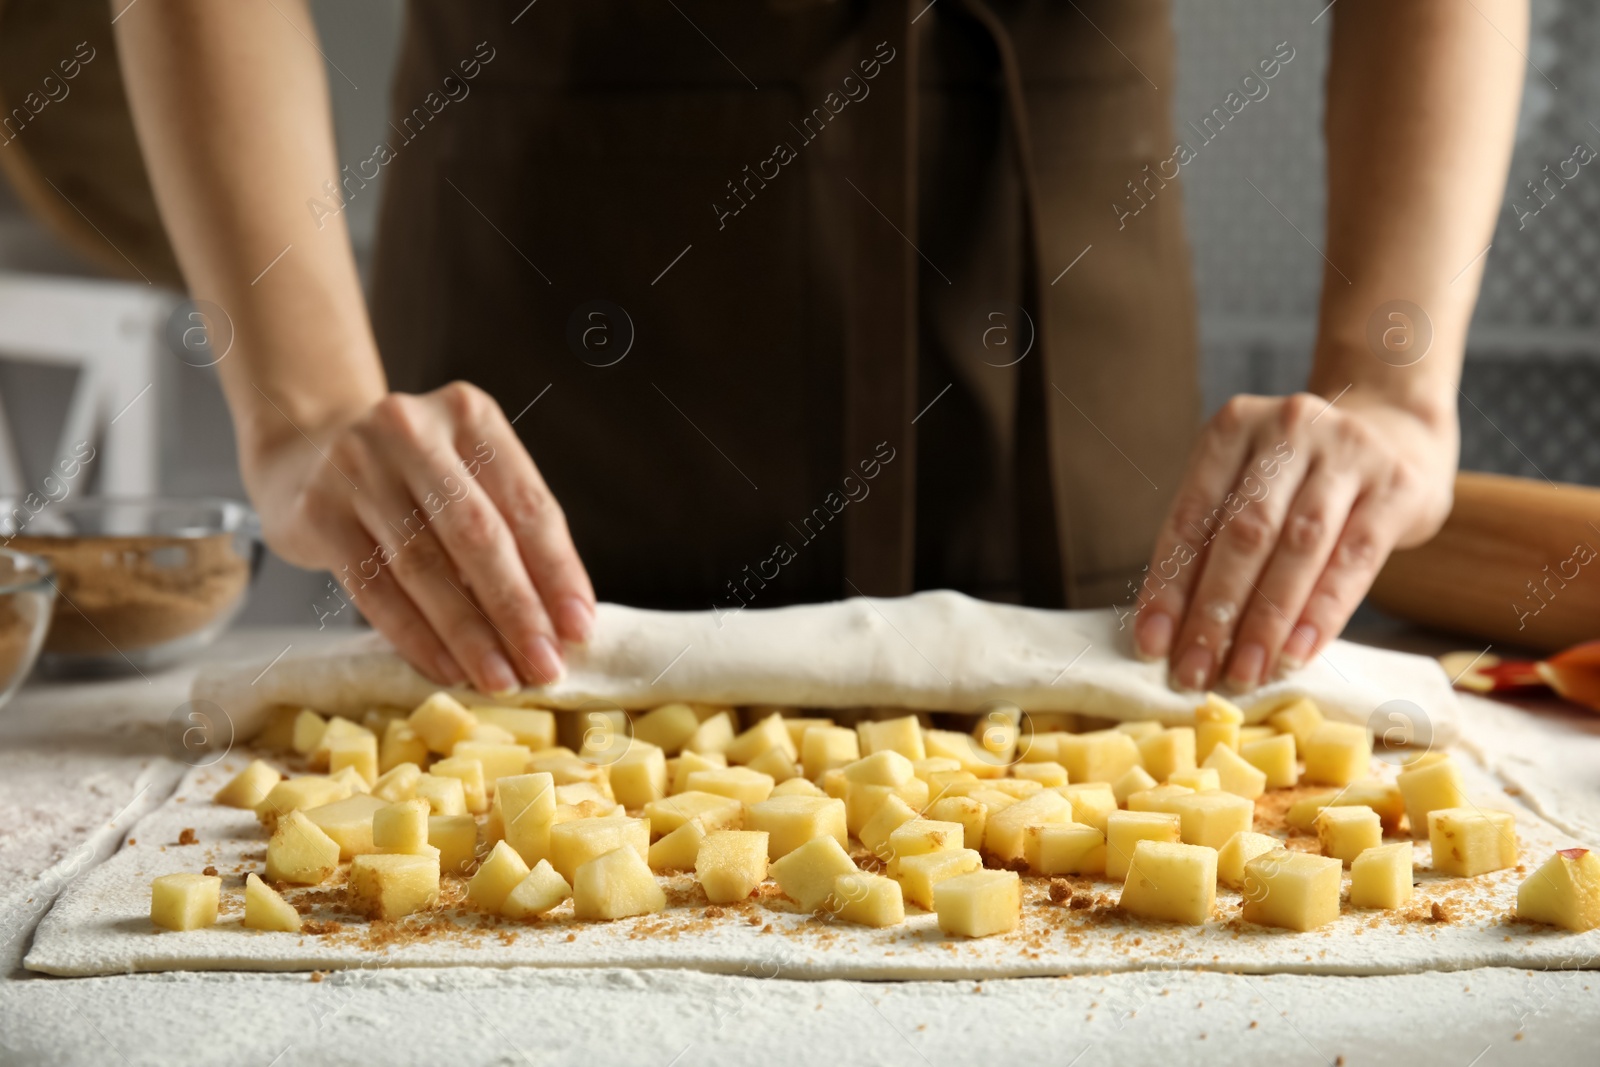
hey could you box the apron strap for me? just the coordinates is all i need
[956,0,1072,608]
[842,0,922,596]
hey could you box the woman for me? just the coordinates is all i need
[113,0,1524,695]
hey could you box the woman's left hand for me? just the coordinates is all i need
[1130,390,1457,691]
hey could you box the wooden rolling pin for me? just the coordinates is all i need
[1368,471,1600,653]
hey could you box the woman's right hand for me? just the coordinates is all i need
[247,381,595,694]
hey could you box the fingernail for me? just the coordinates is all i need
[1277,624,1319,675]
[529,635,565,686]
[435,653,466,687]
[1135,612,1174,661]
[1226,642,1266,690]
[480,650,519,695]
[557,596,594,643]
[1172,644,1213,691]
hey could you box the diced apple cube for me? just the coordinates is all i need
[858,715,927,761]
[695,830,770,903]
[1113,720,1164,742]
[468,840,531,912]
[572,845,666,919]
[1127,784,1194,815]
[377,720,426,776]
[782,716,835,753]
[607,743,668,808]
[469,705,556,750]
[308,716,371,770]
[884,819,964,871]
[429,814,479,874]
[1168,792,1254,851]
[770,776,824,798]
[1018,731,1065,763]
[150,872,221,931]
[502,859,572,919]
[632,703,701,754]
[451,741,533,789]
[923,729,1002,778]
[1267,697,1324,750]
[926,796,987,852]
[1428,807,1518,877]
[1138,728,1197,784]
[934,869,1020,937]
[373,798,432,854]
[409,692,478,755]
[842,750,916,788]
[895,848,983,910]
[304,794,386,859]
[329,765,371,796]
[686,766,776,805]
[802,726,861,779]
[430,757,488,813]
[464,718,519,746]
[1316,805,1382,866]
[1118,840,1216,925]
[1302,722,1372,786]
[1105,810,1182,881]
[255,775,351,830]
[645,791,745,837]
[215,760,283,810]
[1239,734,1298,789]
[648,818,708,871]
[1517,848,1600,932]
[327,733,379,786]
[1241,850,1341,931]
[1168,768,1220,792]
[669,750,727,795]
[549,815,651,882]
[1238,725,1277,746]
[1194,693,1243,761]
[526,750,613,798]
[826,871,905,927]
[725,712,799,765]
[266,809,341,884]
[983,789,1073,862]
[291,708,327,756]
[1112,766,1159,807]
[1398,757,1467,839]
[253,706,301,750]
[860,795,920,861]
[746,745,800,784]
[413,773,468,816]
[349,852,440,919]
[1216,831,1282,888]
[1202,745,1267,800]
[769,835,858,912]
[1350,841,1413,910]
[684,711,736,756]
[1057,729,1142,784]
[1195,692,1245,724]
[243,871,301,932]
[746,795,847,859]
[1014,762,1068,787]
[1057,783,1117,834]
[1024,823,1106,876]
[371,763,422,803]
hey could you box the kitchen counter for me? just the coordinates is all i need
[1,625,1596,1066]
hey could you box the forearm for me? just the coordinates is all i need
[113,0,385,472]
[1312,0,1525,431]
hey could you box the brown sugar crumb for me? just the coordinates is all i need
[302,920,344,936]
[309,971,326,983]
[1049,879,1072,904]
[747,916,762,926]
[1336,1057,1346,1067]
[1429,901,1457,924]
[177,828,198,846]
[202,866,218,877]
[127,838,137,846]
[1249,1021,1258,1029]
[762,923,773,934]
[1070,894,1096,911]
[566,933,576,942]
[704,906,725,919]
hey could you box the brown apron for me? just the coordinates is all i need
[370,0,1200,613]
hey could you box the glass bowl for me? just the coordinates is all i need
[1,497,261,676]
[0,547,54,706]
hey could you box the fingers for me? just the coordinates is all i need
[455,387,597,645]
[1165,431,1309,691]
[1220,463,1361,689]
[305,506,464,688]
[1278,469,1411,673]
[1133,396,1265,664]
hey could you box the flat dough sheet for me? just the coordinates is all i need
[26,751,1599,979]
[195,593,1460,747]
